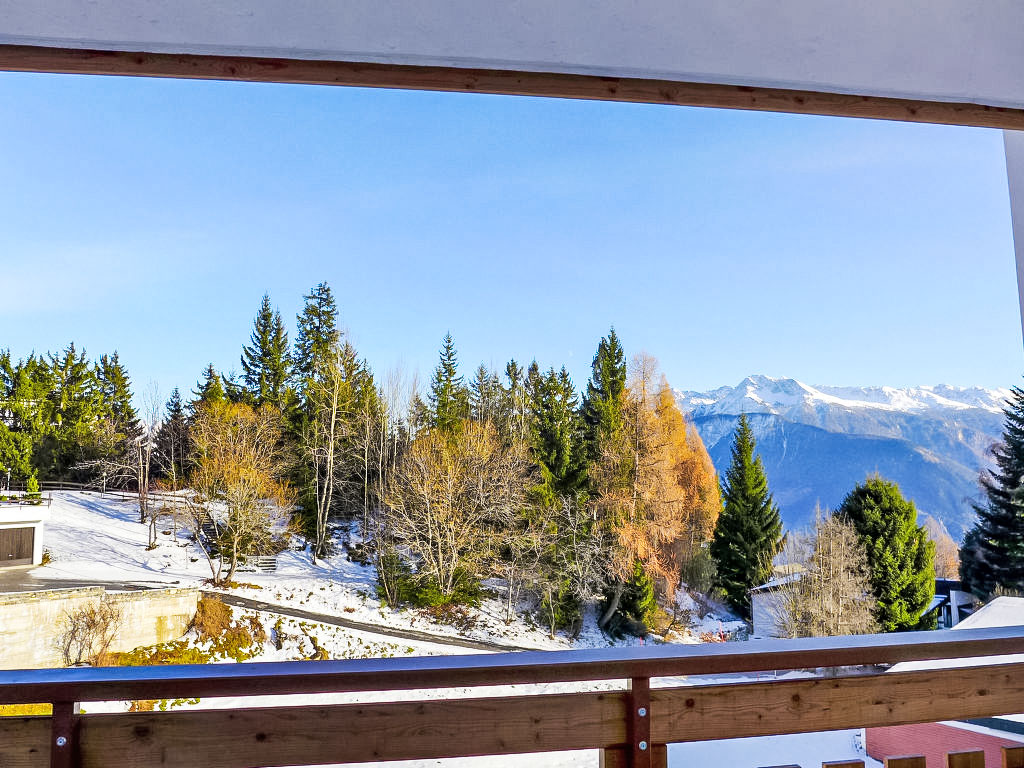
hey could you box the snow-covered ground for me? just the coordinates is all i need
[20,492,875,767]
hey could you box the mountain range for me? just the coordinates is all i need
[675,375,1012,541]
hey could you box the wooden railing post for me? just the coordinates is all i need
[629,677,652,768]
[50,700,80,768]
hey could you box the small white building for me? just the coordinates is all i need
[750,569,804,639]
[0,500,49,567]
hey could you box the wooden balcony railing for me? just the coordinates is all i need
[3,626,1024,768]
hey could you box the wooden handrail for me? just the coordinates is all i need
[2,625,1024,704]
[5,627,1024,768]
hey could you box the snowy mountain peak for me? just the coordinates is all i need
[676,376,1010,419]
[675,376,1011,538]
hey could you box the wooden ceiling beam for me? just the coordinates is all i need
[3,44,1024,130]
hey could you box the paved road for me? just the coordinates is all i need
[214,592,531,653]
[0,569,530,653]
[0,569,168,593]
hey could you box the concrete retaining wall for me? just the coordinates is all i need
[0,587,199,669]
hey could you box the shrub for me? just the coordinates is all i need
[192,596,232,641]
[58,602,123,666]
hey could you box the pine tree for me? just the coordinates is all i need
[961,385,1024,597]
[428,333,468,433]
[710,414,783,617]
[241,293,292,410]
[838,475,935,632]
[293,282,341,398]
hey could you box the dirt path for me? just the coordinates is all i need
[213,592,533,653]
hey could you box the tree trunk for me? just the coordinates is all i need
[598,582,625,630]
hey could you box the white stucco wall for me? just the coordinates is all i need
[3,1,1024,109]
[1005,131,1024,347]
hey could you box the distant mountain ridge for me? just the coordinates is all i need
[676,375,1011,540]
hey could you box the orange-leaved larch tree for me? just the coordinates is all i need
[593,352,720,632]
[186,401,294,585]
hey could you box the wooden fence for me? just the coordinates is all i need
[3,626,1024,768]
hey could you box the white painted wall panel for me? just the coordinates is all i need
[3,1,1024,108]
[1004,131,1024,345]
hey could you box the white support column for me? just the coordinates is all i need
[1004,131,1024,349]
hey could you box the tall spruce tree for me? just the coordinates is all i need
[838,476,935,631]
[529,366,587,498]
[581,329,627,463]
[45,344,103,477]
[154,388,189,487]
[240,293,292,410]
[293,282,341,399]
[469,363,503,425]
[961,385,1024,597]
[97,352,139,440]
[428,333,468,433]
[710,414,783,617]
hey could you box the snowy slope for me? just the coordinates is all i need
[676,376,1009,538]
[23,492,875,768]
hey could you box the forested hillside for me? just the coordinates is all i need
[1,283,722,638]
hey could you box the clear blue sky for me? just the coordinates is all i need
[0,72,1021,404]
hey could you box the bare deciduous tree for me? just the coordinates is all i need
[382,421,530,599]
[770,511,878,638]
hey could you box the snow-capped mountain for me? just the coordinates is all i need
[676,375,1011,540]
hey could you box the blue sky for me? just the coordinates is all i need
[0,72,1021,403]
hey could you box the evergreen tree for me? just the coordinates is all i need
[293,282,341,398]
[240,293,292,410]
[154,388,189,487]
[961,385,1024,597]
[469,363,502,425]
[44,344,103,477]
[838,475,935,632]
[581,328,627,463]
[529,367,587,498]
[191,364,226,413]
[428,333,468,433]
[710,414,783,617]
[96,352,139,439]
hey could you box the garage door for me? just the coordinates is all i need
[0,527,34,566]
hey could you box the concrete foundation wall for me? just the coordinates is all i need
[0,586,198,669]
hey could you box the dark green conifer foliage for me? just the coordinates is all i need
[961,385,1024,598]
[0,351,48,480]
[154,388,189,486]
[44,344,103,477]
[241,293,292,410]
[529,367,587,498]
[581,328,627,463]
[838,476,935,632]
[97,352,139,439]
[469,364,503,425]
[710,414,783,617]
[428,333,468,434]
[293,282,341,397]
[601,561,658,638]
[191,364,226,413]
